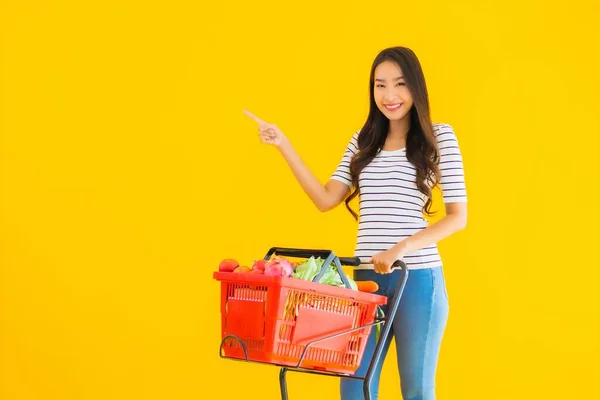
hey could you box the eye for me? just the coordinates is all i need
[397,82,406,86]
[376,84,385,88]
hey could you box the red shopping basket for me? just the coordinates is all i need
[213,248,388,375]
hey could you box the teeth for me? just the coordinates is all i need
[386,104,401,109]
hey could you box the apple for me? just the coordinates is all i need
[252,259,269,271]
[233,266,251,274]
[219,258,239,272]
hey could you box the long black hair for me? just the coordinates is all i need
[345,47,441,220]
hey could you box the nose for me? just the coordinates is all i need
[384,90,398,103]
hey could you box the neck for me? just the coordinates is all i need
[388,117,410,139]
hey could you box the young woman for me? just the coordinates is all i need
[244,46,467,400]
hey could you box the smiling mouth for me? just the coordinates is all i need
[384,103,403,112]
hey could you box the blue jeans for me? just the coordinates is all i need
[340,267,449,400]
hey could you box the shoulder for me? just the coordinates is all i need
[432,122,459,143]
[347,129,360,148]
[432,122,455,136]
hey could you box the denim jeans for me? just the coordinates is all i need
[340,267,449,400]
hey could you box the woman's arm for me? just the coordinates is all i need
[398,202,467,254]
[278,140,350,212]
[244,110,349,212]
[371,202,467,273]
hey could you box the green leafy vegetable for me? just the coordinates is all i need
[292,256,359,291]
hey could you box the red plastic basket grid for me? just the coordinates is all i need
[214,272,388,374]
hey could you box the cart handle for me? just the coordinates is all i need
[338,256,361,266]
[264,247,406,289]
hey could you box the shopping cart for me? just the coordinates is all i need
[213,247,408,400]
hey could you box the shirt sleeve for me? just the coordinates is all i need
[435,124,468,203]
[330,131,359,187]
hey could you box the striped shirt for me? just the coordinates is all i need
[331,123,467,270]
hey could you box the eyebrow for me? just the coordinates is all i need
[375,76,404,82]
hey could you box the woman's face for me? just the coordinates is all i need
[373,61,413,122]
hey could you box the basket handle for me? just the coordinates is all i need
[266,247,361,266]
[265,247,332,260]
[264,247,354,289]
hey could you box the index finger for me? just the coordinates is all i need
[242,110,265,125]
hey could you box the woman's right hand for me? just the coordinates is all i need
[241,109,349,212]
[243,110,289,148]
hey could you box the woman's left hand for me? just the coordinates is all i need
[370,242,408,274]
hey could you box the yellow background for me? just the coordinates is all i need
[1,1,598,399]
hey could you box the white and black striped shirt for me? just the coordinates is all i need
[331,123,467,270]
